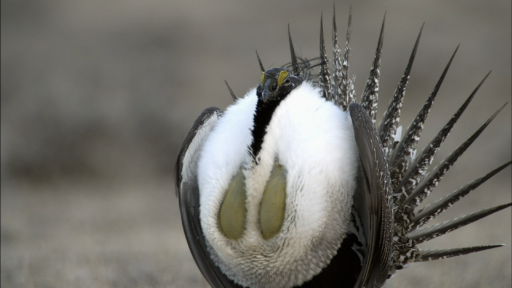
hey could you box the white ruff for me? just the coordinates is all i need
[197,83,358,288]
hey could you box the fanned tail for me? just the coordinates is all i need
[348,14,510,277]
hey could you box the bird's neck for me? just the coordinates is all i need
[250,99,281,161]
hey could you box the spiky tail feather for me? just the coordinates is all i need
[379,24,422,157]
[359,14,384,124]
[407,203,511,243]
[412,161,512,230]
[389,45,459,194]
[319,13,333,101]
[416,245,505,262]
[402,103,507,210]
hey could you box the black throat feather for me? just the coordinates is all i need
[250,98,281,162]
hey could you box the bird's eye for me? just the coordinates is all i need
[283,78,291,85]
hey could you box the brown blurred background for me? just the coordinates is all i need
[1,0,510,287]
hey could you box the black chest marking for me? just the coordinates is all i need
[250,98,281,161]
[296,209,365,288]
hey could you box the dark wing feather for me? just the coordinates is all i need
[349,103,393,288]
[175,107,242,288]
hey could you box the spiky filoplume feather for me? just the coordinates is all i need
[255,50,265,72]
[288,25,301,77]
[224,80,238,102]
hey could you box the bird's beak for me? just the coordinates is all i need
[262,79,278,102]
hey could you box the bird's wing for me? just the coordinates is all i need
[349,103,393,288]
[175,107,243,288]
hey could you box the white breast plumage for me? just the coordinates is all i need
[197,82,358,288]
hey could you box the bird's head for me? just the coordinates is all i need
[256,68,303,102]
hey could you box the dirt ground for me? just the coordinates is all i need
[1,177,510,288]
[2,0,511,287]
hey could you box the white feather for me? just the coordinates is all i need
[197,82,358,288]
[394,125,403,142]
[181,112,222,185]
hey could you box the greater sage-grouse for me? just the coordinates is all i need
[175,7,511,288]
